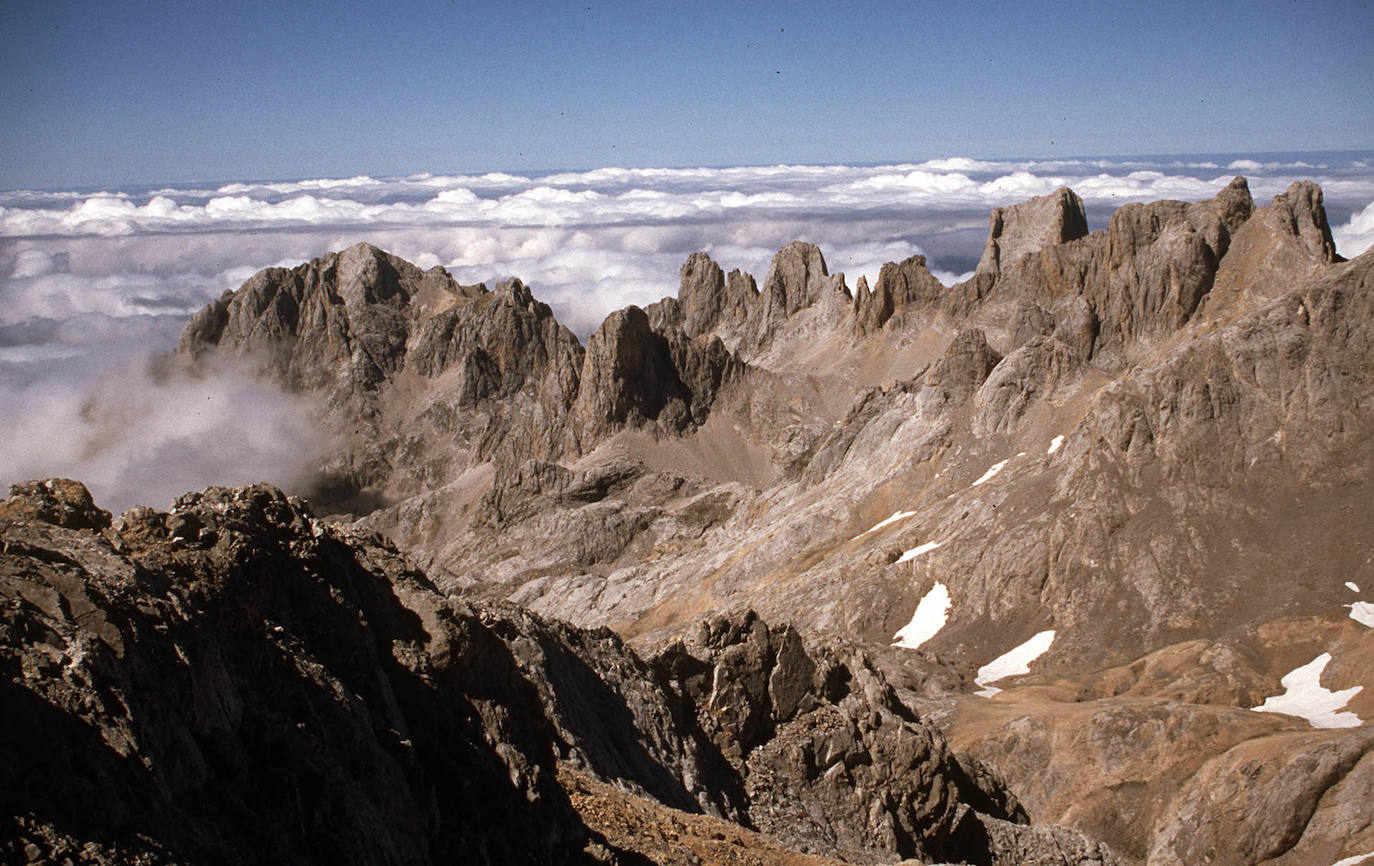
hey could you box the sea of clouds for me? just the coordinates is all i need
[3,153,1372,512]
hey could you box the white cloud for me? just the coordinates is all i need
[0,355,335,514]
[930,269,974,286]
[1333,199,1374,259]
[9,248,58,278]
[3,154,1371,508]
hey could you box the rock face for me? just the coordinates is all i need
[855,254,949,334]
[2,479,1121,866]
[2,481,585,864]
[974,187,1090,283]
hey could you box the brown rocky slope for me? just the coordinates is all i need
[2,478,1118,865]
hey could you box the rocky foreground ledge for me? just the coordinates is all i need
[1,478,1117,865]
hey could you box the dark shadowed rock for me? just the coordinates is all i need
[1,484,1115,866]
[573,305,694,437]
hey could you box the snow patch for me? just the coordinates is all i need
[891,582,951,649]
[896,540,943,563]
[1047,435,1065,455]
[971,460,1008,487]
[1330,853,1374,866]
[1252,653,1363,728]
[975,630,1056,697]
[1349,601,1374,628]
[852,509,918,541]
[1347,581,1361,593]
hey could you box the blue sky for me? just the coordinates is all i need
[2,0,1372,188]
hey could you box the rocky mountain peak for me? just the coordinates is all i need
[1209,179,1341,302]
[856,253,947,334]
[761,241,832,315]
[975,186,1089,281]
[1272,179,1339,263]
[752,241,843,346]
[676,251,728,338]
[573,305,692,435]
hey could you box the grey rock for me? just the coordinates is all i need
[974,187,1090,283]
[857,254,948,334]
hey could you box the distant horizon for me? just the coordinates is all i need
[6,147,1374,195]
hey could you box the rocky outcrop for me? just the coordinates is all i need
[925,328,1003,399]
[969,177,1258,361]
[571,305,739,444]
[1148,728,1374,866]
[972,336,1081,436]
[574,306,695,436]
[855,254,949,334]
[974,187,1090,284]
[757,242,834,327]
[676,252,759,342]
[179,242,463,409]
[176,244,744,507]
[1212,180,1341,303]
[1,480,1118,866]
[2,480,591,864]
[0,478,111,529]
[1072,245,1374,486]
[648,610,1117,865]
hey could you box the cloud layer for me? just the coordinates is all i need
[2,152,1371,509]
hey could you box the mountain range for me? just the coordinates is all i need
[4,175,1372,864]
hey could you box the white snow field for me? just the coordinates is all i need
[971,460,1008,487]
[974,629,1056,697]
[1349,601,1374,628]
[896,540,943,563]
[891,582,952,649]
[852,509,918,541]
[1047,435,1065,455]
[1252,653,1363,729]
[1347,581,1361,592]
